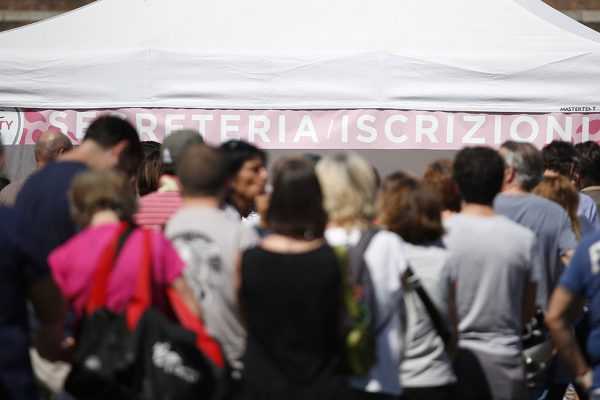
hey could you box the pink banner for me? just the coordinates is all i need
[1,107,599,149]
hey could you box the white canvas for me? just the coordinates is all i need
[0,0,599,112]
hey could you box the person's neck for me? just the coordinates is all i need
[460,202,496,217]
[230,193,253,217]
[501,185,529,195]
[261,233,324,254]
[60,141,108,170]
[158,174,181,193]
[89,209,120,226]
[183,196,221,209]
[441,209,458,222]
[326,219,369,230]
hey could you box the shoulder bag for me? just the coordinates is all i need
[64,222,225,400]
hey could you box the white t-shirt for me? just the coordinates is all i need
[325,227,407,396]
[401,243,456,387]
[222,203,262,227]
[165,207,259,372]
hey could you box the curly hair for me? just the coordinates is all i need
[422,159,461,212]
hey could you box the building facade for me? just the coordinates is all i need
[0,0,93,31]
[0,1,599,32]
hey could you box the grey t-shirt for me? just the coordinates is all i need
[443,214,536,355]
[164,207,259,372]
[401,243,456,387]
[0,176,28,206]
[494,193,577,309]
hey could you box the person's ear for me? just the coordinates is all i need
[112,140,129,157]
[107,140,130,167]
[572,171,582,189]
[505,165,515,183]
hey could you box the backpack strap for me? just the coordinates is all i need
[115,223,137,256]
[404,264,451,346]
[86,222,136,315]
[348,228,378,285]
[348,227,379,327]
[166,287,225,369]
[126,229,153,331]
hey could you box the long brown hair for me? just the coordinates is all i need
[533,175,580,240]
[378,172,445,245]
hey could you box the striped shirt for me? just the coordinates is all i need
[135,191,183,230]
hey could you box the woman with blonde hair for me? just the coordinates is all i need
[533,175,581,240]
[316,152,407,400]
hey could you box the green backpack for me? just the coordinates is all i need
[333,228,379,377]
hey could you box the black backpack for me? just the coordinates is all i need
[64,224,225,400]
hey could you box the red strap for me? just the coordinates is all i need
[86,222,129,315]
[167,287,225,369]
[126,229,153,331]
[123,229,225,369]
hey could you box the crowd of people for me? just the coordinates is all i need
[2,114,600,400]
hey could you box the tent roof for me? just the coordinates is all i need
[0,0,599,112]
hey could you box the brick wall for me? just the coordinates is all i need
[0,0,599,32]
[545,1,600,31]
[0,0,92,10]
[0,0,93,31]
[546,0,600,7]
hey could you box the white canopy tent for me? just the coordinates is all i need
[1,0,600,180]
[0,0,599,112]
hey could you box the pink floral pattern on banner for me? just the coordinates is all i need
[1,108,598,149]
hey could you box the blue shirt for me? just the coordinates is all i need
[0,207,49,399]
[560,231,600,389]
[578,192,600,237]
[16,161,89,258]
[494,193,577,309]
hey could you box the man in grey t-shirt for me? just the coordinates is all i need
[444,147,537,400]
[164,144,259,377]
[495,141,577,310]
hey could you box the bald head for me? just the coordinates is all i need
[34,131,73,167]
